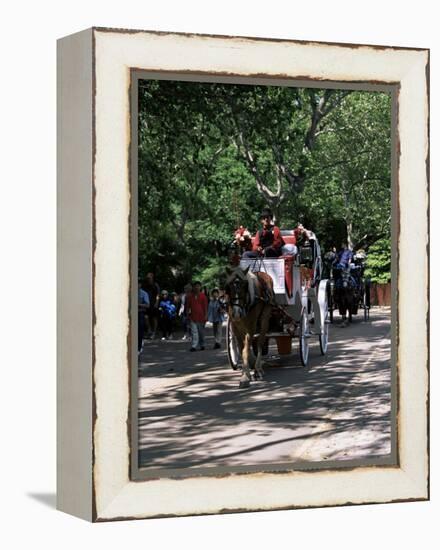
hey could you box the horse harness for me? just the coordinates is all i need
[227,271,274,319]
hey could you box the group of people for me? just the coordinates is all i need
[138,273,227,355]
[236,207,313,260]
[139,208,365,352]
[238,207,363,279]
[138,208,320,355]
[325,243,366,284]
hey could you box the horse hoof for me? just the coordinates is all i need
[239,379,251,389]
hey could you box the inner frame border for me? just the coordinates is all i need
[128,70,400,482]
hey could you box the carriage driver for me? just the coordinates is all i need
[242,208,285,259]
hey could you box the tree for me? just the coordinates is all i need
[137,80,392,290]
[298,91,391,250]
[210,85,352,221]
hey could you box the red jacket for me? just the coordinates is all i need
[253,225,284,251]
[187,292,208,323]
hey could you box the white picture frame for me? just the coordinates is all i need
[57,27,429,522]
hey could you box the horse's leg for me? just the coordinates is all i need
[248,306,260,370]
[254,308,270,380]
[239,333,252,388]
[338,291,345,316]
[348,291,353,323]
[235,330,244,355]
[249,343,257,369]
[338,290,347,325]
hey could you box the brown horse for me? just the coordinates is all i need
[225,265,274,388]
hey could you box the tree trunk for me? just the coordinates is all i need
[346,220,354,249]
[342,185,354,249]
[272,204,281,225]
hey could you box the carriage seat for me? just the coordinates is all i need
[245,231,297,298]
[280,235,297,258]
[249,232,297,257]
[282,234,297,246]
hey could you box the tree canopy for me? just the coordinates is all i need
[138,80,392,290]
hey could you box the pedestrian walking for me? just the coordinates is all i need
[208,288,225,349]
[158,290,176,340]
[144,272,161,339]
[170,291,180,336]
[187,281,208,351]
[138,280,150,354]
[179,284,192,340]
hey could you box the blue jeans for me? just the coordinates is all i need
[212,321,222,344]
[190,321,205,349]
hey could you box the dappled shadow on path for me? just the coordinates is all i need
[138,308,392,470]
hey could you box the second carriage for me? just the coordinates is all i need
[324,250,371,323]
[227,230,330,370]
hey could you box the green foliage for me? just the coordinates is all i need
[193,256,231,291]
[138,80,392,291]
[364,238,392,283]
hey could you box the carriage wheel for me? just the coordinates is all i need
[299,309,310,367]
[226,318,241,370]
[319,288,329,355]
[328,282,334,323]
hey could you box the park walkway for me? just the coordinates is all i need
[138,307,392,472]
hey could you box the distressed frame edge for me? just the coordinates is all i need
[55,27,429,522]
[56,27,94,522]
[93,29,429,521]
[92,25,429,52]
[129,70,400,482]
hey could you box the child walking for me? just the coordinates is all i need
[158,290,176,340]
[208,289,225,349]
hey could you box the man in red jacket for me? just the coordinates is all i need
[243,208,285,258]
[187,281,208,351]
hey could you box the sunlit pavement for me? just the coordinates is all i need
[138,307,392,471]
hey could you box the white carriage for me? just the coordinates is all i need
[227,230,330,369]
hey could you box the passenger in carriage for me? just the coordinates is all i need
[333,241,358,290]
[334,241,354,269]
[294,223,314,245]
[242,208,285,259]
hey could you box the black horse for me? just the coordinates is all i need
[325,249,369,325]
[334,265,356,326]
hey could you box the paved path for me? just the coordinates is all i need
[138,307,392,471]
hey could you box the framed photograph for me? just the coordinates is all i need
[57,27,429,522]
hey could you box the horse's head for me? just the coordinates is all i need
[324,250,336,263]
[224,265,251,320]
[340,266,352,289]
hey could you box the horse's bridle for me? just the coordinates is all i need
[340,266,353,289]
[226,275,249,319]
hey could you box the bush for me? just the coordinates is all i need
[364,238,391,284]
